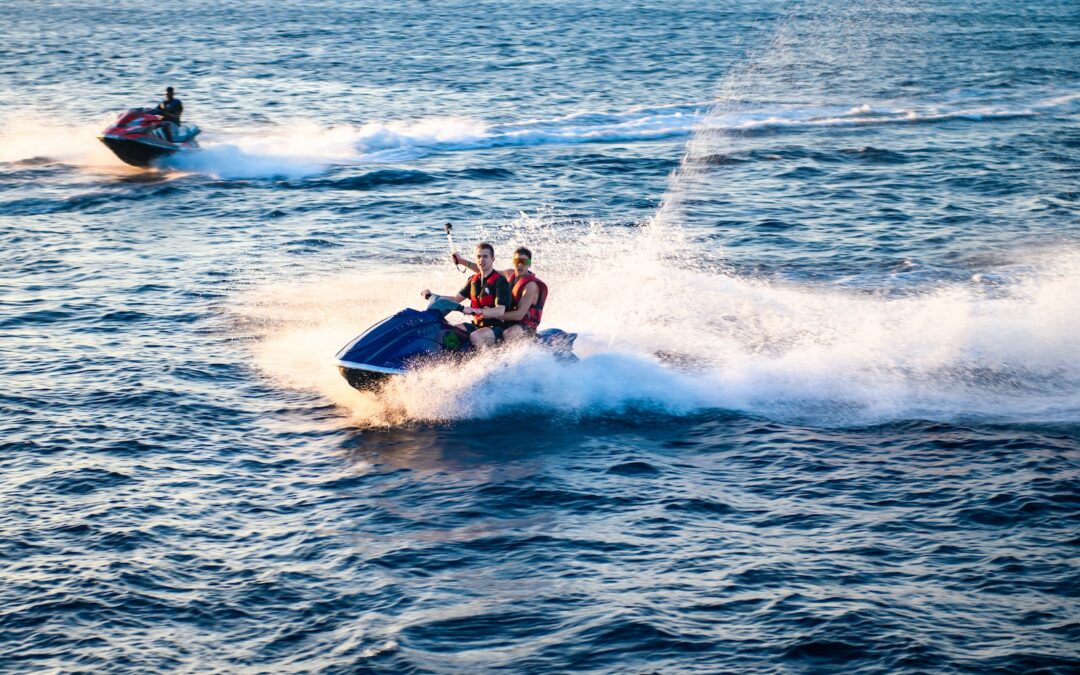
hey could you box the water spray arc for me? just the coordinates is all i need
[653,0,858,233]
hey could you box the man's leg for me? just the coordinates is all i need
[469,327,496,347]
[503,324,525,341]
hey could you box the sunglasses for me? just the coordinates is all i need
[512,257,531,265]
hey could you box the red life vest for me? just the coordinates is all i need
[469,270,504,326]
[507,271,547,329]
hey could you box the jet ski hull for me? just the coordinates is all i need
[337,362,404,392]
[334,301,577,393]
[98,135,182,167]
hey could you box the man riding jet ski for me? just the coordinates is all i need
[450,245,548,344]
[427,241,511,347]
[98,86,200,167]
[335,242,574,392]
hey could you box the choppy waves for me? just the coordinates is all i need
[2,0,1079,672]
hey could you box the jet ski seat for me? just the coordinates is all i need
[172,125,200,143]
[149,124,199,143]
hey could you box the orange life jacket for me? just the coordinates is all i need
[507,271,547,329]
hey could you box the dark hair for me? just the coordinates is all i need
[513,247,532,261]
[476,242,494,257]
[166,86,174,94]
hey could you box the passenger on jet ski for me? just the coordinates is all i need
[421,242,510,347]
[452,246,547,341]
[153,86,184,141]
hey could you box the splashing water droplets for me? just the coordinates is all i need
[229,0,1080,427]
[234,209,1080,427]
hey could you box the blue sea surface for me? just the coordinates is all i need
[1,0,1078,672]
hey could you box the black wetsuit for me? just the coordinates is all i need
[158,98,183,123]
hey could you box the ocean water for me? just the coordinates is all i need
[2,0,1078,672]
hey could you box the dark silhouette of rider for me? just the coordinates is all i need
[155,87,183,141]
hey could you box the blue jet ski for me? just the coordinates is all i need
[335,297,578,391]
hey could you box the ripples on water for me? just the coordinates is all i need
[1,0,1078,672]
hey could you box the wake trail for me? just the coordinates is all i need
[2,90,1074,179]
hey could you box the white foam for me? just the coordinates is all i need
[234,217,1080,428]
[162,121,370,179]
[354,117,490,157]
[164,143,328,180]
[2,92,1072,177]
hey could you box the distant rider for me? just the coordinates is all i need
[154,86,183,141]
[453,246,546,341]
[421,242,510,347]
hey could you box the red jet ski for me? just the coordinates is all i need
[97,109,200,167]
